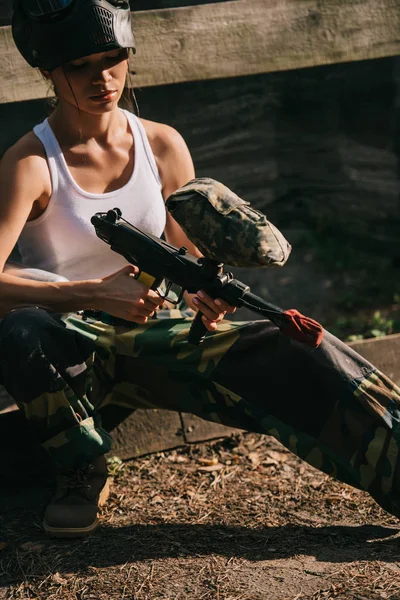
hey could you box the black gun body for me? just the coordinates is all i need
[91,210,322,347]
[91,214,250,307]
[91,211,290,344]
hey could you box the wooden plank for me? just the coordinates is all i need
[0,406,186,480]
[348,334,400,388]
[1,0,400,103]
[181,413,239,444]
[109,411,238,459]
[0,0,231,24]
[105,408,185,459]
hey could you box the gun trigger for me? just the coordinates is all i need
[156,280,183,305]
[136,271,157,288]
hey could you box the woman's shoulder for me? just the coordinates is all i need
[138,117,195,198]
[2,130,47,167]
[1,130,51,197]
[138,117,189,161]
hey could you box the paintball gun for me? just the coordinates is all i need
[91,208,323,348]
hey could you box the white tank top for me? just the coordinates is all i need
[17,109,167,281]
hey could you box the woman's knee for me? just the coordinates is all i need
[0,307,54,349]
[0,308,67,400]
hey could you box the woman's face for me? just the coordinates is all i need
[48,48,130,114]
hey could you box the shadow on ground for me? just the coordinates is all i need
[1,517,400,588]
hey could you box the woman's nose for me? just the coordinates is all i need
[92,69,112,85]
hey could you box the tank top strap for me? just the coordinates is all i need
[122,110,162,189]
[32,119,59,196]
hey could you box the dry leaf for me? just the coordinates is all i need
[151,495,163,504]
[197,463,224,472]
[266,450,288,463]
[20,542,44,552]
[262,458,278,467]
[174,455,189,463]
[248,452,261,466]
[197,457,218,466]
[52,572,68,585]
[0,542,8,552]
[310,480,324,489]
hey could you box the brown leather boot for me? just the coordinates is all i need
[43,455,110,538]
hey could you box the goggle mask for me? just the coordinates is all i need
[12,0,135,70]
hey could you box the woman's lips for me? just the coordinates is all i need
[89,90,117,102]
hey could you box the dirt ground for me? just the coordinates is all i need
[1,432,399,600]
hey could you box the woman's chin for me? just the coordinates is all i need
[75,99,121,115]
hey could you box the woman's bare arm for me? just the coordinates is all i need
[0,137,99,315]
[142,119,236,329]
[0,135,164,321]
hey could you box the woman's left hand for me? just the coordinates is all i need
[190,290,237,332]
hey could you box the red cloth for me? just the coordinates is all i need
[280,309,324,348]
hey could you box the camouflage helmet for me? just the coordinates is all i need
[166,178,292,268]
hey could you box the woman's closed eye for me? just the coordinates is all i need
[65,49,128,72]
[66,60,88,70]
[106,49,128,63]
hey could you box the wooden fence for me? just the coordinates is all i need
[0,0,399,103]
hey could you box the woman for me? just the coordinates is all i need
[2,0,400,538]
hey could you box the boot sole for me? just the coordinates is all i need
[42,477,111,538]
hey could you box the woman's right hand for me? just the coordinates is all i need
[96,265,165,323]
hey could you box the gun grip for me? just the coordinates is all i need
[136,271,157,288]
[188,311,208,345]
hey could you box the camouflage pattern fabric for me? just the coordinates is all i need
[0,308,111,467]
[166,178,292,268]
[1,306,400,520]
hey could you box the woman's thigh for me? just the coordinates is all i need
[69,312,400,513]
[67,312,400,473]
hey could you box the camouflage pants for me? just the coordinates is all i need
[0,306,400,520]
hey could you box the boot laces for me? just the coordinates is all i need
[59,464,94,494]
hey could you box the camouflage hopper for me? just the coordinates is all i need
[166,177,291,268]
